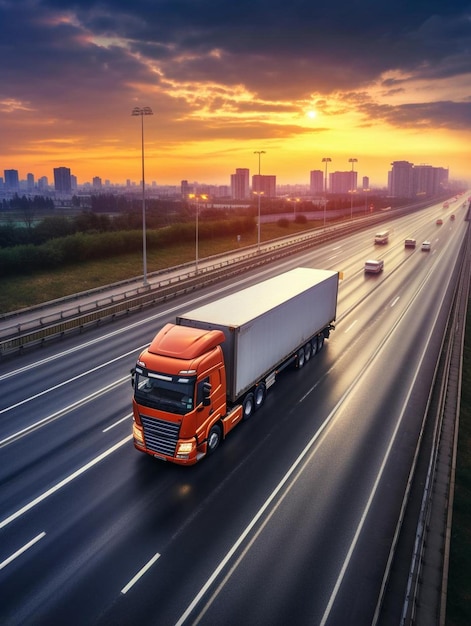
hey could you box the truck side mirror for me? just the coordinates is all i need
[130,367,135,387]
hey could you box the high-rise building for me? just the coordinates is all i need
[252,174,276,198]
[388,161,414,197]
[330,171,357,194]
[388,161,448,198]
[181,180,190,198]
[362,176,369,190]
[26,173,35,192]
[92,176,102,189]
[38,176,49,191]
[54,167,72,194]
[4,169,19,192]
[413,165,448,196]
[310,170,323,195]
[231,168,250,199]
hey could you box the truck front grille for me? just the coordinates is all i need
[140,414,180,457]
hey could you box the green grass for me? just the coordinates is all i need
[0,220,320,313]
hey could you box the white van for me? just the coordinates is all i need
[364,259,384,273]
[374,230,389,244]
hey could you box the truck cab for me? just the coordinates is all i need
[132,324,231,464]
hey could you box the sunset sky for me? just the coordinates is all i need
[1,0,471,188]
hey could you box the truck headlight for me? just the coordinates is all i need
[133,422,144,446]
[176,441,195,458]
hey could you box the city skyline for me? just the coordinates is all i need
[1,1,471,187]
[2,159,452,203]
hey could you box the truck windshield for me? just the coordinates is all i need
[134,369,195,416]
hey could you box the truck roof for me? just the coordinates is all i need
[148,323,225,359]
[178,267,338,328]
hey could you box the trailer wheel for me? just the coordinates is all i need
[207,424,222,455]
[317,334,325,352]
[304,342,312,362]
[296,347,305,369]
[310,338,318,357]
[242,393,255,420]
[254,383,266,410]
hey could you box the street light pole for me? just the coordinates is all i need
[189,193,207,274]
[322,157,331,226]
[348,158,358,220]
[364,187,370,214]
[132,106,153,286]
[254,151,265,253]
[289,197,299,218]
[195,196,199,274]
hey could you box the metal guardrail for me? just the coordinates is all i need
[0,201,434,356]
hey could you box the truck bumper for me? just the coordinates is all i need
[133,422,199,465]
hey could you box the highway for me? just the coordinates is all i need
[0,198,468,625]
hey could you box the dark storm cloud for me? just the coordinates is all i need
[0,2,152,109]
[359,100,471,131]
[1,0,471,132]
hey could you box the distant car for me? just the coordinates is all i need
[450,214,455,220]
[421,241,431,251]
[436,218,443,225]
[364,259,384,273]
[374,230,389,244]
[404,238,416,248]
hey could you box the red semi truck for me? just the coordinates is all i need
[132,267,339,465]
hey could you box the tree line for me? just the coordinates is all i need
[0,211,256,278]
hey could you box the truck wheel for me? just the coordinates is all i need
[242,393,255,420]
[310,337,318,357]
[296,347,305,369]
[317,334,325,352]
[207,424,222,454]
[254,383,266,410]
[304,342,312,362]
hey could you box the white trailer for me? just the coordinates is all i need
[177,267,339,403]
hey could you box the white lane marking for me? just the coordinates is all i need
[177,246,452,624]
[0,532,46,570]
[344,320,358,333]
[0,274,261,381]
[0,382,130,447]
[0,333,145,382]
[103,415,130,432]
[390,296,400,307]
[0,351,135,415]
[0,435,132,530]
[121,552,161,594]
[319,258,448,626]
[175,366,364,626]
[319,351,422,625]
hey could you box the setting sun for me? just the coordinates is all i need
[1,1,470,189]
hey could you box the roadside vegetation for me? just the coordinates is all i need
[0,214,322,312]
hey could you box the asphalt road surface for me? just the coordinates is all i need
[0,199,467,625]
